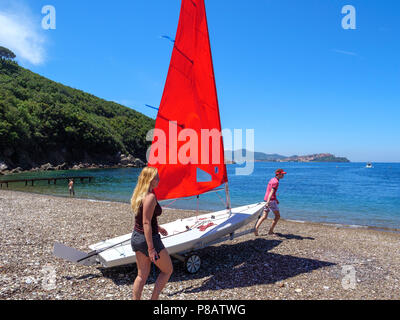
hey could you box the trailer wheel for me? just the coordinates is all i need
[185,254,201,274]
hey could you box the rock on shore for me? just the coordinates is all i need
[0,153,146,176]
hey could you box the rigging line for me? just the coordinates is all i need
[163,198,179,208]
[162,219,219,239]
[216,190,228,208]
[161,209,243,240]
[162,212,234,237]
[185,215,230,232]
[173,45,194,65]
[145,104,159,111]
[155,112,185,129]
[160,35,175,43]
[158,187,226,204]
[196,195,199,222]
[145,104,185,128]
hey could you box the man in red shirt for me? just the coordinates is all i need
[254,168,287,236]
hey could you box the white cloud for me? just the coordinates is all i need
[0,1,47,65]
[332,49,358,57]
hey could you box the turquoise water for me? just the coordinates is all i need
[2,162,400,230]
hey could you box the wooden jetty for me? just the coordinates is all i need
[0,176,93,188]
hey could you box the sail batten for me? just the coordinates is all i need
[148,0,227,201]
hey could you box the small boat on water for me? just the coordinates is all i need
[366,162,373,168]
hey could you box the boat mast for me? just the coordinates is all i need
[202,2,231,215]
[225,182,232,215]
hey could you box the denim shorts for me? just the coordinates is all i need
[131,230,165,257]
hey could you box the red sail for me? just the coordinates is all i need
[148,0,228,200]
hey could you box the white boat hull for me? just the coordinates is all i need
[89,202,265,268]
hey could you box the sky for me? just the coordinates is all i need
[0,0,399,162]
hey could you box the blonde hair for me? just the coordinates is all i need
[131,167,158,215]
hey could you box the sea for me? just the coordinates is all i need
[2,162,400,232]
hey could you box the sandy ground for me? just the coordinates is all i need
[0,189,399,300]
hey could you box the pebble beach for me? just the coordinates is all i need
[1,189,399,300]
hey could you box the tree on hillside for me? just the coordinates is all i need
[0,46,16,60]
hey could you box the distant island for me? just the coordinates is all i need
[225,150,350,163]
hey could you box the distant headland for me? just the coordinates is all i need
[274,153,350,163]
[225,150,350,163]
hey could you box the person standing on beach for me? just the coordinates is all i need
[130,167,172,300]
[68,179,75,197]
[254,168,287,236]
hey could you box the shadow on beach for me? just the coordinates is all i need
[272,233,315,240]
[98,238,334,295]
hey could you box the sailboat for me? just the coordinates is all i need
[54,0,264,273]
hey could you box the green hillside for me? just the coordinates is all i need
[0,59,154,170]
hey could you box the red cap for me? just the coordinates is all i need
[275,169,287,175]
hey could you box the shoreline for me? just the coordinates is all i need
[0,154,146,176]
[1,189,399,300]
[1,188,399,235]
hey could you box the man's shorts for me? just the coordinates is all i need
[263,200,279,213]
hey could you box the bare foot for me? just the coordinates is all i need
[268,231,276,235]
[254,229,259,236]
